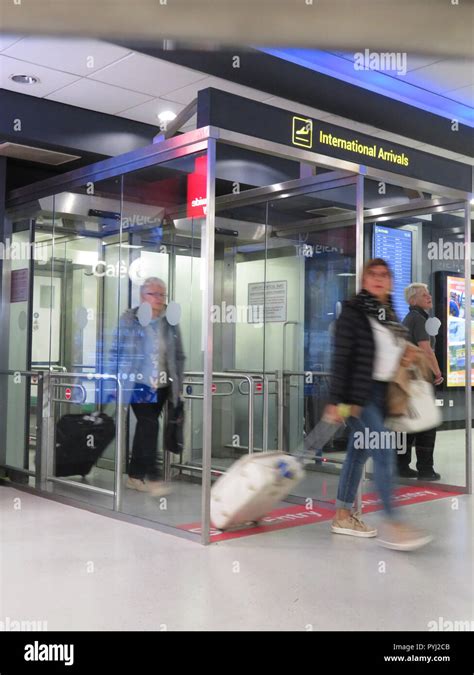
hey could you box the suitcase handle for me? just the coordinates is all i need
[276,459,295,480]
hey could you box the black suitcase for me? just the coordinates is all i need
[55,413,116,477]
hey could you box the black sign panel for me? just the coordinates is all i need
[198,88,473,193]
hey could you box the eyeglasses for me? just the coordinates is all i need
[144,291,167,298]
[366,270,390,280]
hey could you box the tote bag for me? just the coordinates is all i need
[385,370,441,433]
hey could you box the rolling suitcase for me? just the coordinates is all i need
[210,452,305,530]
[55,412,115,477]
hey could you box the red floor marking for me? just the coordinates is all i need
[177,486,462,542]
[364,486,462,511]
[177,503,334,541]
[326,486,462,512]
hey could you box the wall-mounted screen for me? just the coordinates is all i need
[372,224,412,321]
[445,275,474,387]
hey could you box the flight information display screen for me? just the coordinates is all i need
[445,275,474,387]
[373,225,412,321]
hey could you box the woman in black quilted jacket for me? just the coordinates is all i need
[324,258,432,551]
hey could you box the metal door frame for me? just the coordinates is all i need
[2,124,472,545]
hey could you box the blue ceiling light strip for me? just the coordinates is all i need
[259,47,473,128]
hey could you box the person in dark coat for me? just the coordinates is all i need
[325,258,432,551]
[108,277,185,496]
[398,282,442,480]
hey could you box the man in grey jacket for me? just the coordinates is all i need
[108,277,185,495]
[399,282,442,481]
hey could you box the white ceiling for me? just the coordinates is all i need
[0,35,472,165]
[334,51,474,106]
[398,58,473,104]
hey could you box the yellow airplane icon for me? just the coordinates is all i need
[295,125,311,136]
[292,116,313,148]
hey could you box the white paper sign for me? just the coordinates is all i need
[248,280,287,323]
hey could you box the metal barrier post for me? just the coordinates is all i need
[40,371,55,492]
[276,369,284,451]
[113,377,124,512]
[262,374,269,452]
[247,376,254,454]
[34,373,44,491]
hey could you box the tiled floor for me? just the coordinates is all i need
[1,483,472,631]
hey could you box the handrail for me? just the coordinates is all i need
[52,382,87,405]
[182,378,235,399]
[184,371,255,453]
[238,379,277,396]
[38,371,124,511]
[0,369,44,377]
[283,370,331,377]
[2,368,267,495]
[185,370,262,379]
[224,368,278,377]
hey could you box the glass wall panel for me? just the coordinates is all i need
[33,177,124,509]
[1,205,39,482]
[211,175,358,527]
[3,136,471,547]
[118,152,205,535]
[264,182,358,507]
[363,178,469,489]
[3,146,208,542]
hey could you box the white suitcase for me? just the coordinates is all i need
[210,452,305,530]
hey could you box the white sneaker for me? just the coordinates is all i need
[378,522,433,551]
[126,477,148,492]
[126,476,172,497]
[146,480,172,497]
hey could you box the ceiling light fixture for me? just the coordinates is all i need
[158,110,177,122]
[10,74,40,85]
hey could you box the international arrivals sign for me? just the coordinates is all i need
[198,88,472,193]
[292,115,409,167]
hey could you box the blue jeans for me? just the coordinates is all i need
[336,381,395,518]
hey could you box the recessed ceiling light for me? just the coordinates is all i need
[158,110,177,122]
[10,74,40,85]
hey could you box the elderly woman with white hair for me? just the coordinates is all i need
[399,282,443,481]
[108,277,185,496]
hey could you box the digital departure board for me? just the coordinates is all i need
[372,225,412,321]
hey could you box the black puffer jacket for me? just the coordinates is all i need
[328,296,375,407]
